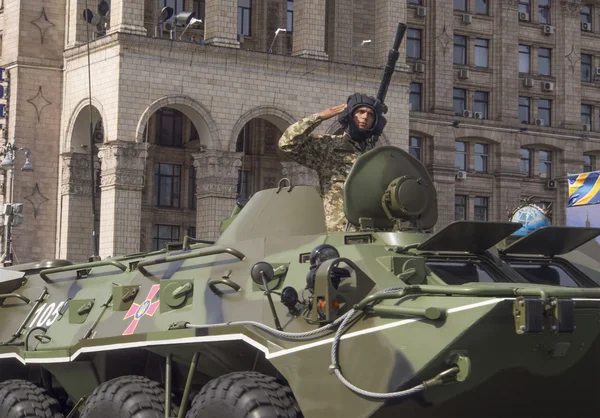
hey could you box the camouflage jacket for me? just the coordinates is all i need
[279,113,370,232]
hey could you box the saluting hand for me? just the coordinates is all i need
[318,104,347,120]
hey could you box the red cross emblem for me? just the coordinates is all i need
[123,284,160,335]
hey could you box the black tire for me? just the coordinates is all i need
[0,379,64,418]
[80,375,176,418]
[186,371,302,418]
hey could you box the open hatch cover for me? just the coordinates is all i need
[417,221,522,253]
[500,226,600,256]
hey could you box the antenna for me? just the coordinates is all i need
[84,0,100,260]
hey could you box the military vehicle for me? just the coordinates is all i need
[1,145,600,418]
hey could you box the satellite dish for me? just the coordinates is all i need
[159,6,174,23]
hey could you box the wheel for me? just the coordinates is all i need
[0,379,64,418]
[80,375,176,418]
[186,371,302,418]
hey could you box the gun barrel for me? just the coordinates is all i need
[376,22,407,104]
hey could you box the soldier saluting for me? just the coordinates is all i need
[278,93,387,232]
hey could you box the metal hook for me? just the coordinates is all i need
[276,178,294,193]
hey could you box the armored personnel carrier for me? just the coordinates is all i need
[0,145,600,418]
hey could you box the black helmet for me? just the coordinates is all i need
[338,93,387,141]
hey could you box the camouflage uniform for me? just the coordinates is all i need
[279,113,370,232]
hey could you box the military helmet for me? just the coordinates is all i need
[338,93,387,140]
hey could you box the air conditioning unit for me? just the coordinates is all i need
[595,67,600,77]
[543,25,555,35]
[456,171,468,180]
[462,110,473,118]
[474,112,484,119]
[458,69,470,79]
[523,77,535,87]
[534,118,544,126]
[582,22,592,32]
[462,14,472,24]
[416,6,427,17]
[583,124,592,131]
[546,179,557,189]
[542,81,554,92]
[518,12,529,22]
[413,62,425,73]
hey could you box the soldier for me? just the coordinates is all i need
[279,93,387,231]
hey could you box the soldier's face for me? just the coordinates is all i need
[353,106,375,130]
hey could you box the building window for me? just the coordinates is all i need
[455,195,467,220]
[474,143,488,173]
[454,35,467,65]
[154,163,181,208]
[474,197,489,221]
[519,45,530,73]
[188,166,197,210]
[286,0,293,32]
[581,54,592,82]
[409,82,421,112]
[582,104,592,127]
[155,108,183,147]
[193,0,206,21]
[238,0,251,36]
[474,38,489,67]
[187,226,197,238]
[454,0,467,11]
[474,91,489,119]
[538,47,551,75]
[519,97,530,124]
[237,170,249,200]
[408,0,422,3]
[520,148,531,176]
[539,150,552,178]
[161,0,183,19]
[455,141,467,170]
[538,0,551,24]
[409,136,422,161]
[407,29,422,59]
[584,154,595,172]
[519,0,530,15]
[581,5,592,25]
[475,0,488,15]
[152,224,180,251]
[538,99,551,126]
[453,88,466,115]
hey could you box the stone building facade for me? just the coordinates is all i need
[0,0,596,263]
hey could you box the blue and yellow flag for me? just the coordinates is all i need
[568,172,600,207]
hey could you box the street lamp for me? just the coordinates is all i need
[0,143,34,266]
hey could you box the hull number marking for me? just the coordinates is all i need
[29,302,65,328]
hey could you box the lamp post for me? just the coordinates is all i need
[0,142,33,266]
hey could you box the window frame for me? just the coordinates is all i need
[474,196,489,222]
[581,53,592,82]
[475,0,489,15]
[538,47,551,76]
[519,96,531,124]
[155,108,184,148]
[287,0,294,32]
[453,88,467,116]
[238,0,252,37]
[188,166,197,210]
[520,148,532,176]
[538,0,551,24]
[474,38,489,68]
[519,44,531,74]
[152,224,181,251]
[407,28,422,59]
[584,154,595,172]
[582,104,592,127]
[154,163,182,208]
[455,194,468,221]
[409,136,422,161]
[519,0,530,15]
[474,143,489,173]
[454,0,467,11]
[474,91,489,119]
[409,82,422,112]
[455,141,468,170]
[538,98,552,126]
[538,149,552,179]
[454,35,467,65]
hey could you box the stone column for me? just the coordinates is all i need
[375,0,407,68]
[291,0,328,60]
[554,1,584,129]
[428,134,458,231]
[107,0,146,35]
[67,0,89,46]
[193,150,243,241]
[58,152,95,262]
[97,142,146,258]
[280,161,319,189]
[204,0,240,48]
[425,1,454,114]
[493,1,520,123]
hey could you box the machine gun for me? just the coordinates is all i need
[368,22,407,148]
